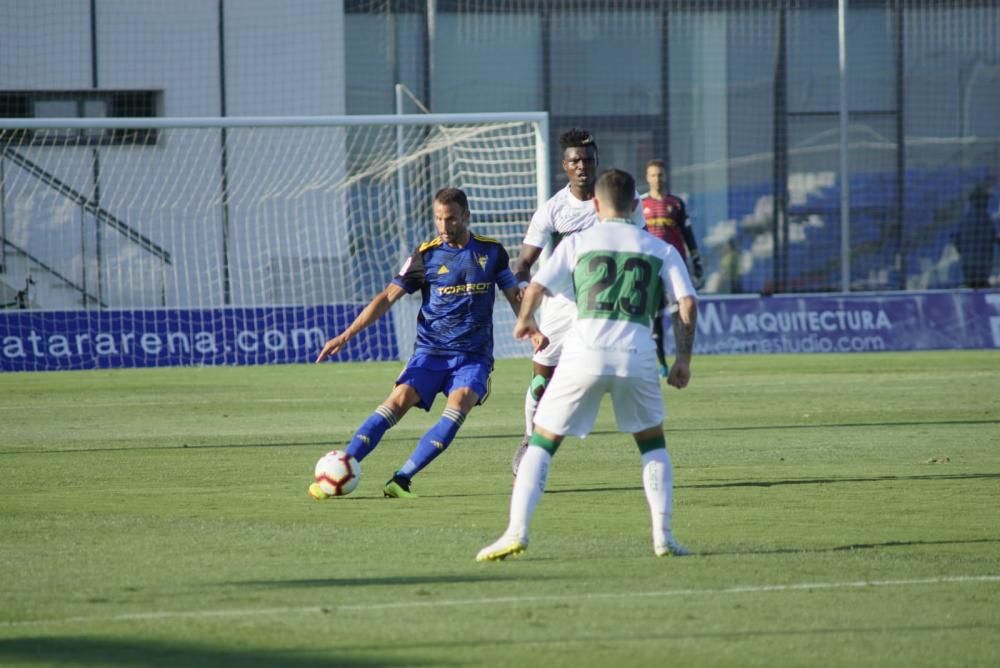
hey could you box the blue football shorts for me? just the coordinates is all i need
[396,351,493,411]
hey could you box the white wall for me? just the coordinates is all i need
[223,0,345,116]
[0,0,92,88]
[97,0,223,116]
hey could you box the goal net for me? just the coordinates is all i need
[0,113,548,367]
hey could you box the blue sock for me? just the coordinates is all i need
[345,405,397,462]
[397,408,466,479]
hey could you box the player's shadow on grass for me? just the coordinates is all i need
[431,471,1000,500]
[0,440,343,455]
[683,471,1000,488]
[667,417,1000,432]
[545,471,1000,495]
[8,419,998,456]
[697,536,1000,557]
[15,416,999,457]
[0,636,432,668]
[0,431,560,455]
[226,573,536,589]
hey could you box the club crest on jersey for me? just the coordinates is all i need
[437,264,449,274]
[477,254,488,270]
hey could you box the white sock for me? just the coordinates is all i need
[641,448,674,546]
[523,388,538,439]
[507,446,551,542]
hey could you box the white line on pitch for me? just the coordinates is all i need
[3,574,998,630]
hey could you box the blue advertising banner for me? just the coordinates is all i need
[3,291,998,371]
[663,291,1000,355]
[0,305,398,371]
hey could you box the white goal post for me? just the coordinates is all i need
[0,112,549,364]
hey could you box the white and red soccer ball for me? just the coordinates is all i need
[314,450,361,496]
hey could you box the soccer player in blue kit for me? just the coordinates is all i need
[312,187,532,498]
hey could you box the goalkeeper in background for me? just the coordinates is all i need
[313,187,532,499]
[641,158,703,379]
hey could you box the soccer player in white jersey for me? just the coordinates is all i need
[511,129,645,474]
[478,168,697,561]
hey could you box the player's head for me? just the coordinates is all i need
[433,187,471,246]
[559,128,599,194]
[645,159,667,195]
[594,169,637,221]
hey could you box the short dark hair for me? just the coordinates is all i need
[559,128,598,154]
[645,159,666,170]
[433,187,469,214]
[595,169,636,214]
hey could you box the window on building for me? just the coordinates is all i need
[0,90,161,145]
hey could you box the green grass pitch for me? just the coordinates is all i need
[1,351,999,667]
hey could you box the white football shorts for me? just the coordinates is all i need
[532,364,665,438]
[532,296,576,367]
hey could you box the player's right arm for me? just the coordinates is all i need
[514,282,548,350]
[317,245,427,363]
[518,235,574,347]
[316,283,408,362]
[514,202,554,285]
[513,243,543,285]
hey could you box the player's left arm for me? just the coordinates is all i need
[661,249,697,388]
[494,244,524,316]
[667,296,697,389]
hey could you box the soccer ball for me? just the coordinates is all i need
[313,450,361,497]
